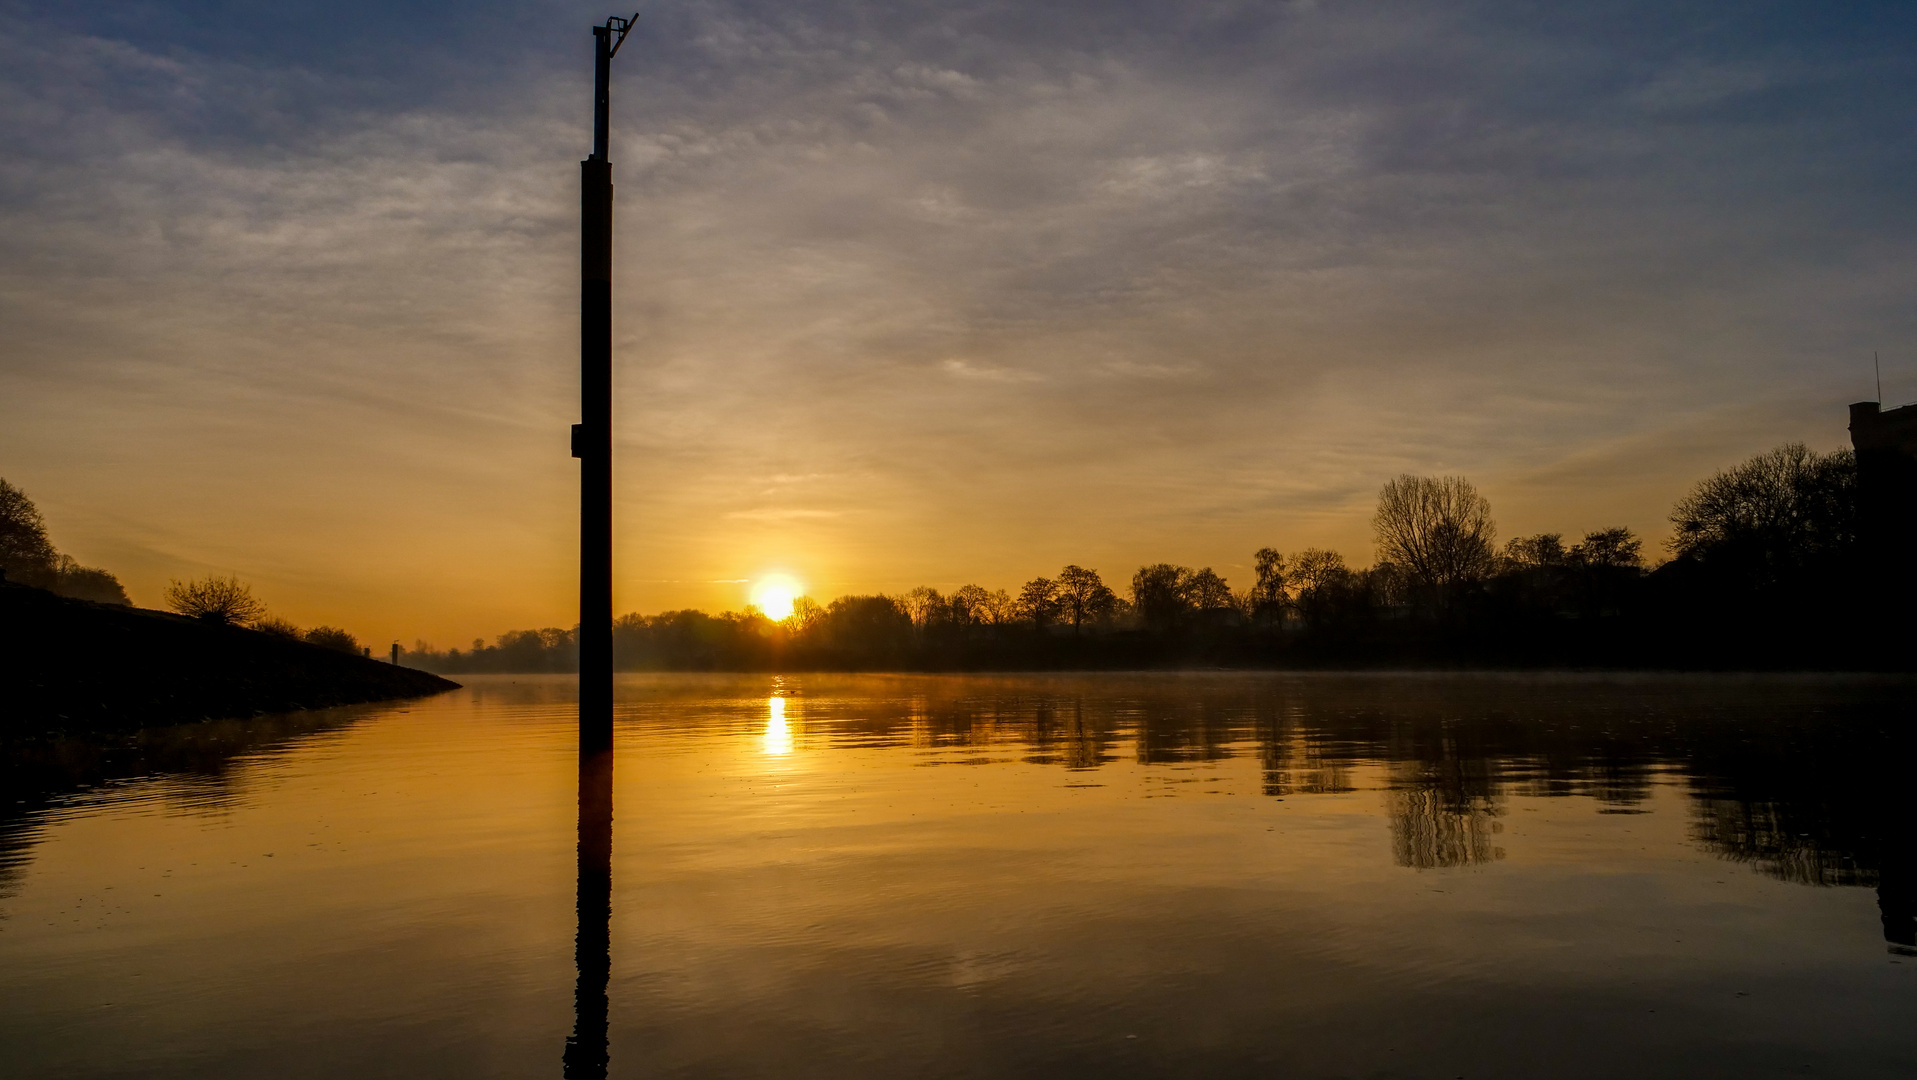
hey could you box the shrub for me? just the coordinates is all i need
[164,575,267,625]
[303,626,361,654]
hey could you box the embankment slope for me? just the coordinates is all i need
[0,581,457,731]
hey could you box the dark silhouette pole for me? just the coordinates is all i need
[577,13,634,751]
[564,747,615,1079]
[565,15,634,1080]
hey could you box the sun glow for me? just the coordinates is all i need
[750,574,803,621]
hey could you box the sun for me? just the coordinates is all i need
[749,574,803,621]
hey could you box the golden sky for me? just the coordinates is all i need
[1,2,1911,646]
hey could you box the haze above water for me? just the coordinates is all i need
[2,673,1914,1078]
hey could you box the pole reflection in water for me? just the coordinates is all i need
[562,742,613,1079]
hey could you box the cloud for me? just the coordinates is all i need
[1,1,1914,639]
[941,358,1042,383]
[724,508,845,522]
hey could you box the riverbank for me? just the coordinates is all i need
[0,581,458,732]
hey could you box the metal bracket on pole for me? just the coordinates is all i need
[604,14,638,57]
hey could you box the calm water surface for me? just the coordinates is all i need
[2,672,1913,1078]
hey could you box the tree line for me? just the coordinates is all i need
[12,435,1891,674]
[409,440,1899,673]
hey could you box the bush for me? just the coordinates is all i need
[303,626,361,655]
[254,616,303,639]
[164,576,266,626]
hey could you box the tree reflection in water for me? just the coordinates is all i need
[758,674,1915,950]
[0,705,374,902]
[1387,784,1504,869]
[1681,710,1917,954]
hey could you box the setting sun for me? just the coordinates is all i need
[749,574,803,621]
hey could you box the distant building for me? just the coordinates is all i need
[1849,401,1917,604]
[1851,400,1917,460]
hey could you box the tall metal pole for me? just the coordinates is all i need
[565,16,633,1080]
[577,18,627,752]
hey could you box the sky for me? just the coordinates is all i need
[2,0,1914,647]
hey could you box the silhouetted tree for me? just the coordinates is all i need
[45,554,131,605]
[0,480,130,603]
[1131,564,1191,631]
[902,586,945,629]
[788,596,825,634]
[1373,475,1496,600]
[1055,565,1117,634]
[1250,548,1288,624]
[490,627,576,671]
[0,479,56,580]
[164,575,267,626]
[1570,527,1641,569]
[1018,577,1060,628]
[975,587,1017,627]
[1287,549,1355,626]
[1669,443,1854,587]
[1290,549,1347,598]
[1490,526,1645,625]
[1560,526,1645,619]
[1502,533,1566,569]
[951,584,991,626]
[813,595,912,665]
[1187,567,1233,614]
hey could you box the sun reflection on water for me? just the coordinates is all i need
[763,695,793,755]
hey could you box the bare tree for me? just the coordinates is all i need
[1054,565,1116,633]
[977,588,1017,627]
[787,595,825,633]
[1289,549,1347,598]
[950,584,991,625]
[164,575,267,625]
[1373,475,1497,593]
[901,586,946,629]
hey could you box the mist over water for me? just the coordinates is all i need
[2,672,1913,1078]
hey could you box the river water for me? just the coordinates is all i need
[1,672,1913,1078]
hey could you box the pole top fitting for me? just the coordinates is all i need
[598,14,639,57]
